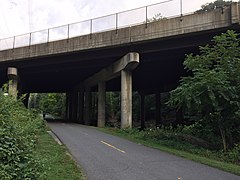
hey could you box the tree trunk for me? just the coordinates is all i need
[219,127,227,152]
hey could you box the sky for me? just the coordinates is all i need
[0,0,237,40]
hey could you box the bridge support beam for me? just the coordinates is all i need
[121,70,132,128]
[66,93,70,120]
[84,87,91,125]
[7,67,18,98]
[82,52,139,128]
[66,91,78,122]
[77,88,84,124]
[71,91,78,122]
[98,81,106,127]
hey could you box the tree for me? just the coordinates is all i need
[197,0,232,12]
[146,13,166,23]
[29,93,66,117]
[168,30,240,151]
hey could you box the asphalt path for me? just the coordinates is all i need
[48,122,240,180]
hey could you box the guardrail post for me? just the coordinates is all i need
[67,24,70,39]
[180,0,183,20]
[90,19,93,39]
[47,29,50,43]
[29,33,32,47]
[116,13,118,34]
[145,6,148,28]
[13,36,15,49]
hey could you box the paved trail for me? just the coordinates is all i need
[48,122,240,180]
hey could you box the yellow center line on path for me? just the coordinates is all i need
[101,141,126,154]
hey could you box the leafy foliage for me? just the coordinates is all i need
[0,86,46,179]
[168,30,240,151]
[197,0,232,12]
[36,133,86,180]
[105,127,240,165]
[29,93,66,117]
[105,92,140,127]
[146,13,166,23]
[106,92,121,125]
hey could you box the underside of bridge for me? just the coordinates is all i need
[1,28,235,93]
[1,5,240,128]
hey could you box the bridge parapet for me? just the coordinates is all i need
[0,2,239,63]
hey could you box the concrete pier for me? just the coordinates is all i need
[77,88,84,124]
[121,70,132,128]
[97,81,106,127]
[84,87,91,125]
[7,67,18,98]
[83,52,139,128]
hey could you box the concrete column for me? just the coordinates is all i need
[71,91,78,122]
[140,93,146,130]
[66,91,79,122]
[84,87,91,125]
[98,81,106,127]
[7,67,18,98]
[121,70,132,129]
[155,92,162,127]
[82,52,139,128]
[77,88,84,124]
[66,92,72,121]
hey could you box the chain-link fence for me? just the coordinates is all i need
[0,0,185,50]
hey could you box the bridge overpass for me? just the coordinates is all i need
[0,2,239,128]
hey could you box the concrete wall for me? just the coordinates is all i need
[0,3,239,63]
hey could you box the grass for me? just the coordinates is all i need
[98,127,240,176]
[35,131,86,180]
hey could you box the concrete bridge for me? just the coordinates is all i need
[0,2,239,128]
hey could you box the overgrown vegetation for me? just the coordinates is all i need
[197,0,233,12]
[100,127,240,175]
[0,86,85,179]
[100,30,240,175]
[0,86,46,179]
[29,93,66,118]
[146,13,166,23]
[168,30,240,151]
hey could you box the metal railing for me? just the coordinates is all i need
[0,0,184,50]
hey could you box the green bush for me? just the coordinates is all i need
[0,89,46,179]
[168,30,240,151]
[115,127,240,165]
[229,144,240,163]
[219,144,240,164]
[180,121,222,149]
